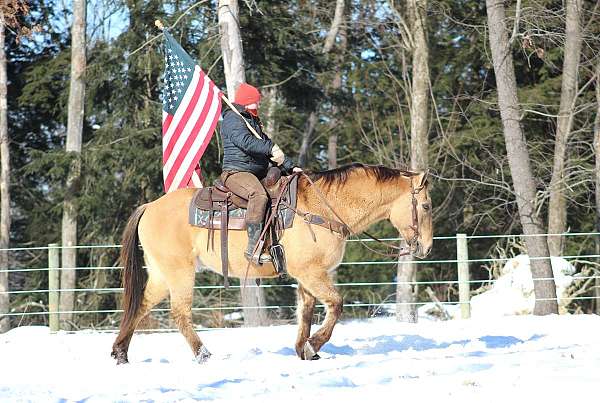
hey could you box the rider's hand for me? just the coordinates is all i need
[292,167,303,173]
[271,144,285,165]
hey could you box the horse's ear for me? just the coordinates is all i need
[417,170,429,188]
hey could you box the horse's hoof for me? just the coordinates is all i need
[196,345,212,364]
[303,340,318,361]
[111,350,129,365]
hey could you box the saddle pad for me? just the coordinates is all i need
[191,207,247,230]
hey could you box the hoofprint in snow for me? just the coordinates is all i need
[1,315,600,403]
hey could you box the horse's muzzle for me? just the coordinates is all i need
[412,241,432,259]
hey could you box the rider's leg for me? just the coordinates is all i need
[222,172,271,264]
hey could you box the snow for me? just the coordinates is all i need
[470,255,576,318]
[1,314,600,402]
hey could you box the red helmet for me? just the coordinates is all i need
[234,83,261,106]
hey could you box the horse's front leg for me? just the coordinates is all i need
[297,272,343,360]
[295,284,316,359]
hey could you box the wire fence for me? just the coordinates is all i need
[1,231,599,331]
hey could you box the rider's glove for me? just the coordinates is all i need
[271,144,285,165]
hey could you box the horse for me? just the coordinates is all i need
[111,163,433,364]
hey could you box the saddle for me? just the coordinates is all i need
[188,168,298,287]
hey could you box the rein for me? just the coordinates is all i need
[300,172,425,258]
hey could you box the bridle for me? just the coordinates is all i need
[301,172,427,258]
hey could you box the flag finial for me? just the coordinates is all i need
[155,20,164,30]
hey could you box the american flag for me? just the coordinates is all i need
[161,31,222,192]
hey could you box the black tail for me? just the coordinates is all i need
[117,205,148,335]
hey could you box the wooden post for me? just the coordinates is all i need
[456,233,471,319]
[48,243,59,331]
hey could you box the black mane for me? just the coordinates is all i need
[307,163,417,189]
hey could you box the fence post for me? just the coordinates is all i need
[456,233,471,319]
[48,243,59,331]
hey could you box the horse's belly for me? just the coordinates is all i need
[192,229,279,279]
[194,257,280,279]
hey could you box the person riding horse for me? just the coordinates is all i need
[220,83,302,264]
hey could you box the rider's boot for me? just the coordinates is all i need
[244,222,272,265]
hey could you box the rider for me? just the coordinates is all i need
[220,83,302,264]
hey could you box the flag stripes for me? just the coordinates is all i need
[161,33,222,193]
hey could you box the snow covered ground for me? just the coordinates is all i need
[1,315,600,402]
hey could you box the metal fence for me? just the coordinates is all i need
[1,231,599,331]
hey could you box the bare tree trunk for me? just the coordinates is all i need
[0,12,10,333]
[219,0,268,326]
[298,111,318,167]
[327,10,347,171]
[218,0,245,98]
[60,0,86,329]
[485,0,558,315]
[323,0,345,55]
[593,61,600,315]
[262,87,279,141]
[297,0,345,167]
[396,0,429,323]
[327,135,337,169]
[547,0,582,256]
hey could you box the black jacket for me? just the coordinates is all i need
[220,104,294,178]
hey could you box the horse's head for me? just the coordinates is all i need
[389,171,433,258]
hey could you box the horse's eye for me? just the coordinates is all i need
[423,204,431,211]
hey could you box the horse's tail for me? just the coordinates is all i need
[118,205,148,335]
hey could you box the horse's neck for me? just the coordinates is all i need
[300,175,405,233]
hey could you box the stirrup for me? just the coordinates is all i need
[244,250,272,265]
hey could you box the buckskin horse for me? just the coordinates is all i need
[111,163,433,364]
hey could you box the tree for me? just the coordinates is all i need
[594,60,600,314]
[0,9,9,333]
[326,4,347,170]
[485,0,557,315]
[297,0,345,167]
[219,0,245,98]
[218,0,269,326]
[0,0,31,333]
[60,0,86,328]
[547,0,583,256]
[396,0,429,323]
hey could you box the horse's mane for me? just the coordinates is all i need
[303,163,418,189]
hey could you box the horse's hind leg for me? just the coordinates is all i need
[297,272,343,360]
[112,273,168,364]
[168,269,211,363]
[295,285,316,359]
